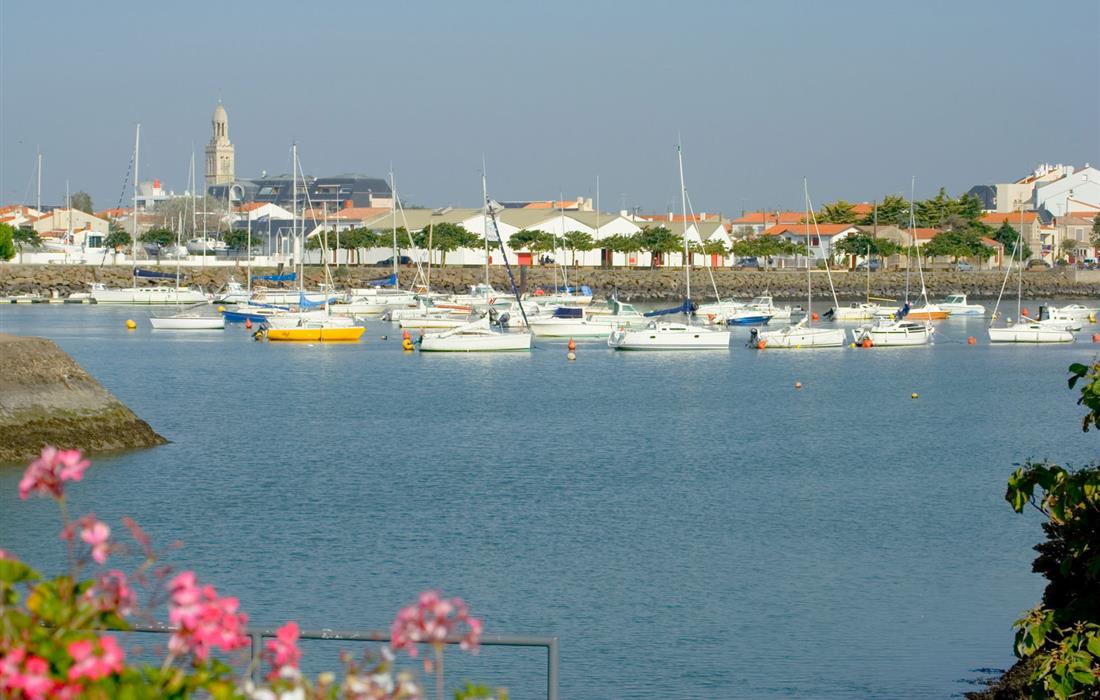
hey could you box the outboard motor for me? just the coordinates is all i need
[497,312,510,328]
[823,307,835,319]
[748,328,760,347]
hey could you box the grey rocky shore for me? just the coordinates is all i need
[0,334,166,463]
[2,263,1099,302]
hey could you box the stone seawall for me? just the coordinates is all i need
[0,334,166,463]
[2,263,1099,301]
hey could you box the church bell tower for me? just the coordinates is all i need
[204,102,235,190]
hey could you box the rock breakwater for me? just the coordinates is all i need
[0,334,166,463]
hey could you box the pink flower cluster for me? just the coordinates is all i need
[83,569,136,616]
[167,572,249,659]
[263,621,302,680]
[18,447,90,500]
[390,591,483,658]
[0,648,80,699]
[66,635,124,682]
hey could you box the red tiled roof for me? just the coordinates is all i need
[981,212,1038,224]
[95,207,130,219]
[849,203,874,215]
[910,228,941,240]
[636,213,718,222]
[732,211,804,225]
[327,206,390,220]
[236,202,267,212]
[762,223,858,237]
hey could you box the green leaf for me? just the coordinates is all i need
[0,559,39,584]
[1087,634,1100,658]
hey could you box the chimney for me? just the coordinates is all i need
[344,199,353,209]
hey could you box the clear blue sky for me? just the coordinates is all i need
[1,0,1097,214]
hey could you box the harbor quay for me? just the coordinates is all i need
[3,264,1100,302]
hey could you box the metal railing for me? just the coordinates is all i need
[121,623,559,700]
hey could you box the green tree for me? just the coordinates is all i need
[68,191,93,214]
[1090,214,1100,246]
[1000,363,1100,700]
[103,221,131,252]
[993,221,1033,260]
[0,223,16,261]
[600,233,643,267]
[12,227,42,262]
[636,226,683,268]
[561,230,595,266]
[508,229,556,258]
[702,239,729,260]
[139,227,175,248]
[922,229,994,265]
[223,229,255,262]
[420,222,479,266]
[858,194,910,227]
[818,200,858,224]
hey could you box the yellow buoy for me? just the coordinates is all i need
[125,319,136,330]
[402,338,415,351]
[849,342,856,348]
[911,392,919,399]
[217,305,225,313]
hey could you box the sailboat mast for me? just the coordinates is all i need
[804,178,812,327]
[292,143,298,287]
[558,193,569,290]
[36,152,41,214]
[190,152,196,244]
[132,124,140,278]
[246,207,252,297]
[595,175,600,267]
[175,211,182,301]
[390,169,398,281]
[481,162,489,287]
[1018,207,1024,320]
[677,139,691,302]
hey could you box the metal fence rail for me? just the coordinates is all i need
[120,623,559,700]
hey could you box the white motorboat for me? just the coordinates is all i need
[419,316,531,352]
[752,321,847,348]
[1048,303,1097,322]
[149,312,225,330]
[89,282,209,305]
[1036,307,1082,331]
[529,307,623,338]
[833,302,896,320]
[939,293,986,316]
[400,314,470,329]
[608,320,730,350]
[248,288,336,306]
[185,237,227,255]
[853,318,933,346]
[747,295,799,321]
[989,322,1073,343]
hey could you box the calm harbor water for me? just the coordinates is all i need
[2,302,1098,698]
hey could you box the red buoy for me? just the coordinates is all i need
[245,318,253,329]
[1092,333,1100,343]
[967,336,977,345]
[567,337,576,352]
[811,312,820,321]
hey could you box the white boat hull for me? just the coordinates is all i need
[420,330,532,352]
[608,323,730,350]
[400,316,469,329]
[529,318,617,338]
[833,303,895,320]
[754,325,847,348]
[92,287,209,305]
[940,304,985,316]
[855,322,933,346]
[989,324,1074,343]
[149,315,225,330]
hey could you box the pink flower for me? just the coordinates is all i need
[0,648,56,700]
[80,520,111,564]
[390,590,483,658]
[67,635,124,682]
[18,446,90,500]
[263,621,302,680]
[83,569,136,616]
[0,549,13,560]
[167,571,249,659]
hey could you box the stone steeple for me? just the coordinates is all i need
[204,101,235,189]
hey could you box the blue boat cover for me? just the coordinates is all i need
[896,302,910,320]
[251,272,296,282]
[553,307,584,319]
[644,299,695,317]
[367,273,398,287]
[580,285,592,296]
[135,268,179,280]
[298,293,339,309]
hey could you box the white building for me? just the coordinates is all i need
[1034,165,1100,217]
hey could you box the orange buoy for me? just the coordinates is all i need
[707,313,715,323]
[967,336,976,345]
[756,340,766,349]
[1022,307,1029,317]
[1092,333,1100,343]
[861,338,873,348]
[245,318,253,329]
[811,312,820,321]
[567,337,576,352]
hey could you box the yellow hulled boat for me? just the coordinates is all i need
[264,314,365,342]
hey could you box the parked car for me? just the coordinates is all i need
[1080,258,1098,270]
[734,257,760,270]
[855,259,881,271]
[1025,259,1052,270]
[376,255,412,266]
[954,262,974,271]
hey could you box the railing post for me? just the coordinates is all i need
[548,636,559,700]
[250,631,263,686]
